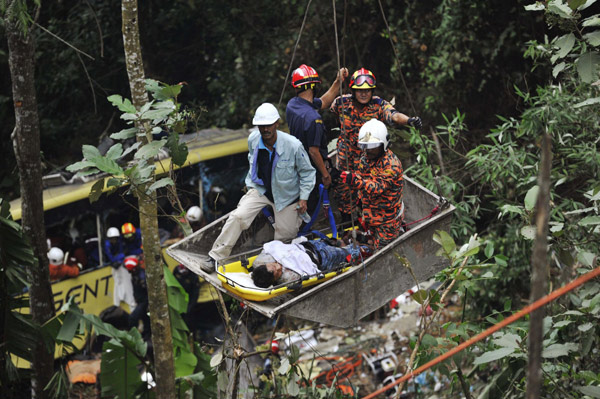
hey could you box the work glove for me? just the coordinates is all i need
[340,171,359,187]
[407,116,422,129]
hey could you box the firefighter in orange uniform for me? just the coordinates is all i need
[340,119,404,249]
[330,68,420,222]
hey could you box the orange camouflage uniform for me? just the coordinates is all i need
[330,94,400,214]
[354,149,404,249]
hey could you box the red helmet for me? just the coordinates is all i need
[121,222,136,238]
[124,256,138,271]
[349,68,376,89]
[291,64,321,91]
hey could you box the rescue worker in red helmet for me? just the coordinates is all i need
[121,222,142,257]
[330,68,420,223]
[340,119,405,249]
[286,65,348,215]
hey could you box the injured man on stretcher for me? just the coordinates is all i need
[251,236,373,288]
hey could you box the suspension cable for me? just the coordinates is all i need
[376,0,446,205]
[332,0,358,241]
[278,0,314,107]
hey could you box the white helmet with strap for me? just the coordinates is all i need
[358,119,389,150]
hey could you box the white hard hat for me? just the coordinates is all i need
[48,247,64,266]
[252,103,280,126]
[186,206,202,222]
[358,119,389,150]
[107,227,120,238]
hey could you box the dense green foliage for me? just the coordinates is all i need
[2,0,599,397]
[403,1,600,397]
[1,0,544,198]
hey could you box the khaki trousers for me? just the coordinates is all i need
[209,188,301,260]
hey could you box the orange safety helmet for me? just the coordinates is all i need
[349,68,376,89]
[291,64,321,91]
[121,222,136,238]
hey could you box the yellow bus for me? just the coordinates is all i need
[11,128,250,315]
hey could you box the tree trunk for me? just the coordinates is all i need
[526,133,552,399]
[121,1,176,397]
[5,8,55,399]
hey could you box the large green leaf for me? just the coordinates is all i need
[548,0,574,18]
[108,94,137,114]
[100,340,144,398]
[582,15,600,27]
[567,0,587,10]
[166,133,189,167]
[524,3,545,11]
[89,156,124,176]
[573,97,600,108]
[576,51,600,83]
[555,33,576,58]
[433,230,456,254]
[135,139,168,160]
[584,31,600,46]
[577,386,600,398]
[542,342,578,358]
[148,177,174,193]
[82,144,101,160]
[66,160,95,172]
[473,347,515,365]
[579,215,600,226]
[524,185,539,211]
[105,143,124,160]
[110,127,138,140]
[56,311,81,342]
[492,333,521,349]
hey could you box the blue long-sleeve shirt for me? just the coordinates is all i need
[104,238,124,264]
[123,229,143,256]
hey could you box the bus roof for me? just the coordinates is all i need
[10,128,250,220]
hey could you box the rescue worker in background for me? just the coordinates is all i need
[340,119,404,249]
[185,205,204,232]
[330,68,420,223]
[104,227,137,311]
[104,227,124,265]
[286,65,348,215]
[124,255,150,341]
[121,222,142,257]
[206,103,316,271]
[47,247,80,281]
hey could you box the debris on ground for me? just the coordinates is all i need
[252,279,463,397]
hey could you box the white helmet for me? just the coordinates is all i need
[186,206,202,222]
[358,119,389,150]
[48,247,64,266]
[107,227,120,238]
[252,103,280,126]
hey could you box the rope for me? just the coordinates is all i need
[361,265,600,399]
[376,0,416,116]
[278,0,314,107]
[376,0,446,205]
[403,205,440,228]
[332,0,358,242]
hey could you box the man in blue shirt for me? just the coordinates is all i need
[207,103,316,269]
[286,65,348,215]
